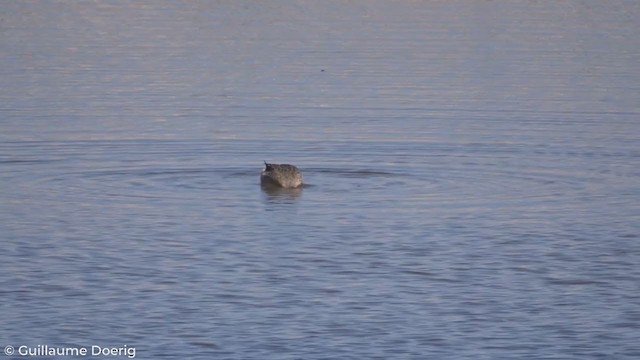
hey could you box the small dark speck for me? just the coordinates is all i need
[321,69,325,72]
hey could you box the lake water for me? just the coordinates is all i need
[1,1,639,359]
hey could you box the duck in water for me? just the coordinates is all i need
[261,161,304,188]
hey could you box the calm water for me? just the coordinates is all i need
[1,1,639,359]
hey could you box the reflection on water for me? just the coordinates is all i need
[1,1,639,359]
[261,183,303,201]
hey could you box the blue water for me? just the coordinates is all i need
[1,1,639,359]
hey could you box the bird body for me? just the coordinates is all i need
[261,162,304,188]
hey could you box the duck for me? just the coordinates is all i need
[260,161,304,188]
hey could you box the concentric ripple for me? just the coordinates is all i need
[2,139,635,220]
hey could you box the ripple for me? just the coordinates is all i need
[63,166,260,201]
[2,139,634,220]
[307,168,399,178]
